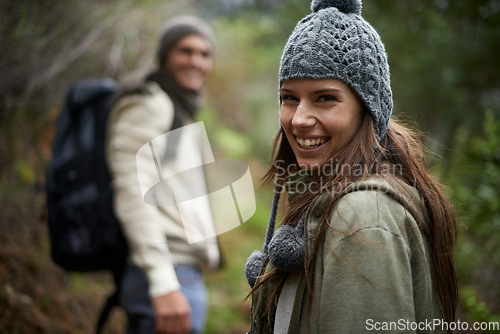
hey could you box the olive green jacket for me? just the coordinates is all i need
[250,174,445,333]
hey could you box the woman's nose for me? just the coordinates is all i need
[291,103,316,128]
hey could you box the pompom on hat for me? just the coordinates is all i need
[311,0,362,14]
[280,0,393,142]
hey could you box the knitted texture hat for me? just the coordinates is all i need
[279,0,393,142]
[157,15,215,68]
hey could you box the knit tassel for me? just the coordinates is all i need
[244,183,282,288]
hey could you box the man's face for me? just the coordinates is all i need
[163,34,213,91]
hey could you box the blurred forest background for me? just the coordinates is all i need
[1,0,499,333]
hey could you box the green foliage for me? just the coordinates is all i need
[447,109,500,321]
[204,15,284,162]
[461,287,500,333]
[68,274,88,295]
[363,0,500,153]
[15,160,35,185]
[213,127,253,159]
[452,110,500,265]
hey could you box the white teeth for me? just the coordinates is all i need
[296,137,326,148]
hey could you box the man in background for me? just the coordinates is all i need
[106,16,220,334]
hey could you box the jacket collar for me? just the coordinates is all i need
[285,170,316,205]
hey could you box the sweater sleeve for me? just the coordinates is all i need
[319,190,417,333]
[106,91,181,297]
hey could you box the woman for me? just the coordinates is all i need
[245,0,458,333]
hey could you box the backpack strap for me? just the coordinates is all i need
[274,271,301,334]
[95,263,127,334]
[96,290,120,334]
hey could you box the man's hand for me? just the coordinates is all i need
[152,290,192,334]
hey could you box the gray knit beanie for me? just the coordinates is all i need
[279,0,393,142]
[157,15,215,68]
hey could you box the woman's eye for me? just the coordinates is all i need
[317,95,337,102]
[281,95,298,102]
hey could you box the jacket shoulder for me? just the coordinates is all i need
[112,82,173,114]
[107,82,174,136]
[310,176,428,244]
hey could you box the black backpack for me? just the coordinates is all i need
[45,78,128,332]
[46,78,128,272]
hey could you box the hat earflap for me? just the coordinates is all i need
[244,184,306,288]
[245,185,281,288]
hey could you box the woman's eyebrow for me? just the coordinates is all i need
[313,88,342,94]
[280,88,343,94]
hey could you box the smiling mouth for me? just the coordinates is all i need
[296,137,330,150]
[184,70,203,79]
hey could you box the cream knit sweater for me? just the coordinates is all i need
[106,82,220,297]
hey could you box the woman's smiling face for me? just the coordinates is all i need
[280,78,365,170]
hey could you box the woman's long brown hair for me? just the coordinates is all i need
[251,114,458,331]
